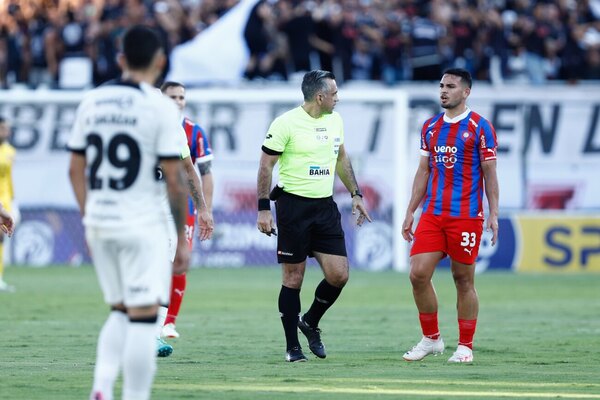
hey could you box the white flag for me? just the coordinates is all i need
[167,0,260,85]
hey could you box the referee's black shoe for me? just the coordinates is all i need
[285,346,307,362]
[298,316,326,359]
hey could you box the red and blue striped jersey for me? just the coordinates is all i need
[419,108,497,219]
[182,117,213,216]
[182,116,213,165]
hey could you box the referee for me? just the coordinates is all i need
[257,70,372,362]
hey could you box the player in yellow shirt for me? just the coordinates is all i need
[0,117,16,292]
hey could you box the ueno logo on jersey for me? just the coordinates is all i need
[433,145,458,169]
[309,166,330,176]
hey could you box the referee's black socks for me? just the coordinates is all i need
[279,285,301,350]
[303,279,343,328]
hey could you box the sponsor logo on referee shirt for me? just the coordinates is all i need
[309,166,330,176]
[315,134,329,143]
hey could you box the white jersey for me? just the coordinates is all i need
[68,80,187,229]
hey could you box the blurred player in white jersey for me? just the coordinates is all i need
[68,25,200,400]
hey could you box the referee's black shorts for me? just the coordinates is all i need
[275,191,347,264]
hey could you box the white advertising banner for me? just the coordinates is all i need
[2,85,599,270]
[1,85,599,210]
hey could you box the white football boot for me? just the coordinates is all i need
[161,323,180,339]
[447,345,473,363]
[0,279,15,292]
[403,336,445,361]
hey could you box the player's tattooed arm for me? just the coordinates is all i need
[183,156,208,211]
[162,159,188,235]
[184,156,214,240]
[197,161,214,212]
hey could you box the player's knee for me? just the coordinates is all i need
[409,269,429,288]
[328,270,348,288]
[282,271,304,289]
[452,274,474,292]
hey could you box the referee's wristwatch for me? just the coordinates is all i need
[351,189,363,199]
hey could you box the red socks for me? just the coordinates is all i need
[458,319,477,349]
[419,313,477,348]
[419,312,440,340]
[165,274,187,325]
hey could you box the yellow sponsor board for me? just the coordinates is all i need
[516,215,600,272]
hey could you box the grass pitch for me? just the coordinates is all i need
[1,266,599,399]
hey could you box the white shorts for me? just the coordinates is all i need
[86,223,172,308]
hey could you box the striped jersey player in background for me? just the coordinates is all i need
[401,68,499,364]
[159,81,214,341]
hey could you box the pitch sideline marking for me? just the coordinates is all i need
[249,377,600,389]
[158,383,600,398]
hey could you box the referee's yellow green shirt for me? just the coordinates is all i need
[262,106,344,198]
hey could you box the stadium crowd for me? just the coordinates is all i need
[1,0,599,88]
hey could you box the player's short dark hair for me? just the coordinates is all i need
[160,81,185,92]
[302,70,336,101]
[122,25,163,70]
[443,68,472,88]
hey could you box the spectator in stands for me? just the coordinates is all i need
[381,10,410,85]
[407,4,447,81]
[1,0,600,88]
[244,0,288,81]
[278,0,317,74]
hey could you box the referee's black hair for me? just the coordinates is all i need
[122,25,163,70]
[302,70,335,101]
[160,81,185,92]
[443,68,472,88]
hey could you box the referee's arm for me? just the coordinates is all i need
[335,144,372,225]
[335,144,360,195]
[257,148,280,200]
[257,148,280,236]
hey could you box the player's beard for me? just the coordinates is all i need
[440,98,460,110]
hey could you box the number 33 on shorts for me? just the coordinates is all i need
[461,232,477,249]
[451,226,482,264]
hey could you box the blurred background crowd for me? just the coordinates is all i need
[1,0,599,89]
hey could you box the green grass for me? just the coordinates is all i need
[1,266,600,399]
